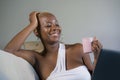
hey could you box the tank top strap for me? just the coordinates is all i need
[50,43,66,74]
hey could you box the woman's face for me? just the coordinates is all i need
[38,13,61,44]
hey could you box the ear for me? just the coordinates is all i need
[33,29,39,37]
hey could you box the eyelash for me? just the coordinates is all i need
[46,24,59,27]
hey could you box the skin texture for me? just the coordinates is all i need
[4,11,102,80]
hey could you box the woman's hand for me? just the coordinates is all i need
[92,38,103,59]
[29,11,38,29]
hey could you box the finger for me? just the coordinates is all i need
[92,40,102,49]
[97,40,103,49]
[92,41,101,52]
[92,44,99,53]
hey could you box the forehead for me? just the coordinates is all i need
[38,12,58,23]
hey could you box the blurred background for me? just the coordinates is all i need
[0,0,120,51]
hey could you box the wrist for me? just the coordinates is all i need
[93,59,97,68]
[30,22,37,27]
[26,24,36,32]
[28,23,37,29]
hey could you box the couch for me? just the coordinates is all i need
[0,50,39,80]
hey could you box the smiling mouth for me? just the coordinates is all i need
[48,33,60,37]
[52,33,59,36]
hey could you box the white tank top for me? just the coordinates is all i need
[47,43,91,80]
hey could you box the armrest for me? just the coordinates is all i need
[0,50,39,80]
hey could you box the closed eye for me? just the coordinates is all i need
[46,23,52,27]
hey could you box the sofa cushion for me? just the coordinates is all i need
[0,50,39,80]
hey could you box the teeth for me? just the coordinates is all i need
[48,33,59,37]
[51,33,58,36]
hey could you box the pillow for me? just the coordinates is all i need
[23,41,44,53]
[0,50,39,80]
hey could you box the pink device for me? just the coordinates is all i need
[82,37,93,53]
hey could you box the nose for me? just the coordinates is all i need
[51,24,59,31]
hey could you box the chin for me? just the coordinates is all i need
[49,39,59,44]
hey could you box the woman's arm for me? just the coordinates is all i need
[4,11,38,53]
[82,39,102,72]
[4,11,39,65]
[91,39,103,69]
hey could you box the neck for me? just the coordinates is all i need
[42,42,60,55]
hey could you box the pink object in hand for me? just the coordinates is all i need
[82,37,93,53]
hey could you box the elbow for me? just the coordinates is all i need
[4,48,12,53]
[4,47,15,54]
[89,66,94,72]
[88,67,94,76]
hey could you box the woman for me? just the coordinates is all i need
[4,11,102,80]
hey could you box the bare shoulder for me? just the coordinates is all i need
[65,43,83,55]
[65,43,83,51]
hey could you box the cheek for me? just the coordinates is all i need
[40,28,49,37]
[44,28,49,32]
[41,27,49,32]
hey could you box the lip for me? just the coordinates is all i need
[49,32,60,37]
[52,33,59,37]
